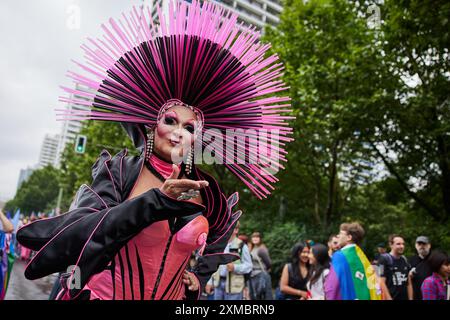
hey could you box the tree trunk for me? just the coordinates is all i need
[313,177,322,226]
[370,141,440,220]
[436,131,450,221]
[325,139,340,228]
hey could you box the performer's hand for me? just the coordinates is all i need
[160,165,208,199]
[183,270,199,291]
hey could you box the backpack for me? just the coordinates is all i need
[380,253,409,276]
[237,240,252,281]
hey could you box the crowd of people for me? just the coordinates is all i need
[0,212,49,263]
[193,221,450,301]
[2,210,449,300]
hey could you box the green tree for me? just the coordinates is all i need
[240,0,450,257]
[59,121,137,212]
[5,165,59,215]
[367,0,450,222]
[263,0,386,232]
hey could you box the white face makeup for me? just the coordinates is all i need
[153,105,199,163]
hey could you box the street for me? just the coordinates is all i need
[4,259,56,300]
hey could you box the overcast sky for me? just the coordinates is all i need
[0,0,144,201]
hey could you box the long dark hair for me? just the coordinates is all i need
[309,244,330,286]
[427,250,449,273]
[290,242,310,280]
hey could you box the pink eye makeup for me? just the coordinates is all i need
[163,111,178,125]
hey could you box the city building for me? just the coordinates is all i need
[38,134,60,168]
[147,0,283,31]
[55,84,93,167]
[16,167,35,191]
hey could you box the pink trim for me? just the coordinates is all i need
[67,208,114,299]
[127,126,146,199]
[195,167,212,218]
[119,148,128,191]
[24,214,92,273]
[55,288,66,300]
[84,184,109,209]
[197,169,225,231]
[215,193,239,234]
[207,211,242,246]
[17,205,98,237]
[102,149,120,203]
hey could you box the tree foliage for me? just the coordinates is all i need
[58,121,137,212]
[4,165,59,215]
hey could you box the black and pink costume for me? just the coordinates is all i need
[18,124,241,300]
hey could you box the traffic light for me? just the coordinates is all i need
[75,135,87,154]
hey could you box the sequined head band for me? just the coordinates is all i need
[156,99,205,136]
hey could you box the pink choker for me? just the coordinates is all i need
[148,154,181,179]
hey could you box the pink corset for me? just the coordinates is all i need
[85,214,208,300]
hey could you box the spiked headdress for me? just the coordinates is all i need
[57,0,294,199]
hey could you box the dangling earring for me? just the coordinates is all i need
[145,129,154,161]
[185,146,194,175]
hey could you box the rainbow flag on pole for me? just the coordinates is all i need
[325,244,381,300]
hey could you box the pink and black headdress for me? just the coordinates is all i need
[57,0,294,199]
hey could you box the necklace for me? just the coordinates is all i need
[145,159,166,182]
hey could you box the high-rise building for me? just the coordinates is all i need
[55,84,93,167]
[38,134,60,168]
[148,0,283,31]
[213,0,282,29]
[16,167,36,191]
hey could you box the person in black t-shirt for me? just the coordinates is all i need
[378,234,413,300]
[408,236,432,300]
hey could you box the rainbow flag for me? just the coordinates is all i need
[325,244,381,300]
[0,232,15,300]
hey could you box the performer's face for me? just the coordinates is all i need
[154,105,198,163]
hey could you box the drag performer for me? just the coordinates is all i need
[17,0,293,300]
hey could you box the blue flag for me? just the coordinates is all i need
[11,209,20,232]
